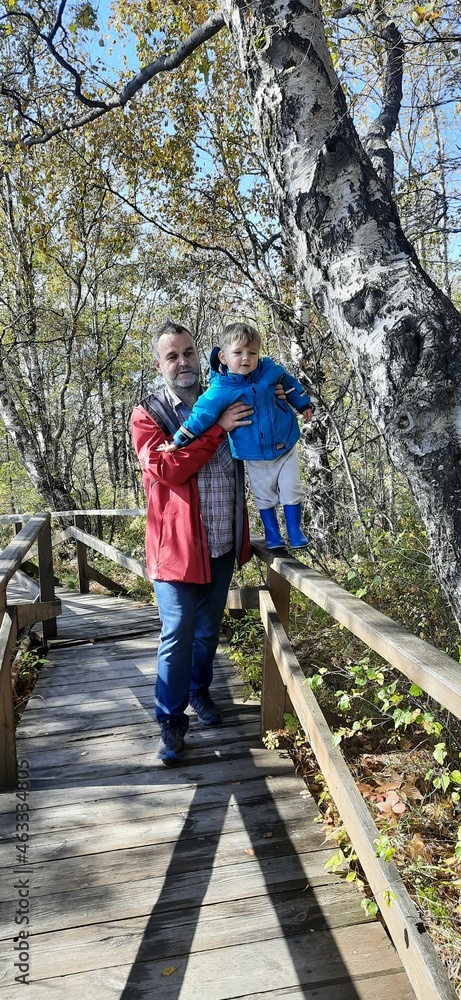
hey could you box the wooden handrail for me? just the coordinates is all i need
[0,514,50,595]
[251,539,461,726]
[259,590,457,1000]
[0,508,146,524]
[0,513,61,789]
[0,607,18,790]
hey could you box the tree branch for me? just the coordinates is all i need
[20,11,226,147]
[365,2,404,190]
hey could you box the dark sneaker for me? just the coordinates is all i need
[157,720,188,765]
[189,688,223,726]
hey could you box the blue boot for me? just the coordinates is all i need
[284,504,309,548]
[259,507,285,549]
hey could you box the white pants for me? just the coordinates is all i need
[245,446,304,509]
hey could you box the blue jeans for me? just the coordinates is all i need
[153,548,235,726]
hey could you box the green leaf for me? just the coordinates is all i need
[433,742,447,765]
[409,683,423,697]
[361,898,379,916]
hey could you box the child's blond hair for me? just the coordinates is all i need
[221,322,261,350]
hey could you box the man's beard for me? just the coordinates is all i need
[173,370,199,388]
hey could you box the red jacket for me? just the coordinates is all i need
[131,394,252,583]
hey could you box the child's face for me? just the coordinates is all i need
[218,340,259,375]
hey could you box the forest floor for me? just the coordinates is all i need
[290,732,461,995]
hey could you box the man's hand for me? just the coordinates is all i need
[217,401,254,432]
[156,441,178,452]
[274,382,286,400]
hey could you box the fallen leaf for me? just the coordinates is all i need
[391,801,407,814]
[401,784,423,802]
[245,848,255,856]
[383,790,400,806]
[262,831,273,839]
[410,834,431,861]
[161,967,177,977]
[377,781,402,793]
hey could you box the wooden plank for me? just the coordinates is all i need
[252,541,461,720]
[261,569,293,732]
[0,786,319,864]
[259,590,457,1000]
[0,924,412,1000]
[71,524,149,582]
[15,599,62,629]
[0,509,147,524]
[0,847,343,931]
[0,514,48,596]
[0,608,18,790]
[74,515,90,594]
[87,564,128,595]
[226,586,263,610]
[37,515,57,641]
[0,886,376,978]
[10,568,40,598]
[52,526,74,547]
[46,589,160,643]
[1,758,316,836]
[0,818,322,893]
[51,507,147,517]
[0,972,415,1000]
[236,977,415,1000]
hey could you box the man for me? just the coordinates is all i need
[131,320,254,764]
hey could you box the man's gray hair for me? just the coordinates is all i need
[152,320,192,359]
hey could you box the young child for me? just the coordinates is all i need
[157,322,313,548]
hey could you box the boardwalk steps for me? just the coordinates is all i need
[0,591,415,999]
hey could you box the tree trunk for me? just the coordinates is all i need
[0,365,77,512]
[223,0,461,625]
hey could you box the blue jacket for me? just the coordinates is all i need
[172,353,311,461]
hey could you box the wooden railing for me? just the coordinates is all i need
[0,513,61,789]
[250,540,460,1000]
[1,509,460,998]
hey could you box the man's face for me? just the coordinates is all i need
[155,331,200,391]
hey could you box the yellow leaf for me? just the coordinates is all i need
[161,967,177,977]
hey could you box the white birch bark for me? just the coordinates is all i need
[221,0,461,625]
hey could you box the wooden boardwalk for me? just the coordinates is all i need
[0,590,415,999]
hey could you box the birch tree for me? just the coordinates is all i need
[2,0,461,621]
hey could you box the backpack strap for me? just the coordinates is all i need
[140,387,181,437]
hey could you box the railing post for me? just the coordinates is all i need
[37,514,57,641]
[74,514,90,594]
[260,564,293,736]
[0,605,18,790]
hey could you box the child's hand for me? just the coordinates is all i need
[156,441,178,453]
[302,407,313,423]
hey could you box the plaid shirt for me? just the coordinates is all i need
[164,386,235,558]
